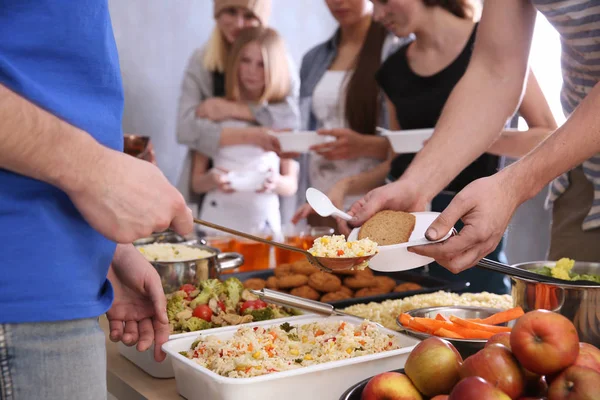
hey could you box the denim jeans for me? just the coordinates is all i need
[424,193,511,295]
[0,318,106,400]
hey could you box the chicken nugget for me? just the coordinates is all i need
[274,263,294,277]
[356,268,373,277]
[372,276,396,293]
[354,287,390,298]
[332,268,357,276]
[277,273,309,289]
[243,278,266,291]
[339,285,354,297]
[307,272,342,293]
[265,276,279,289]
[344,275,377,290]
[394,282,422,292]
[320,291,353,303]
[290,285,320,301]
[291,260,320,276]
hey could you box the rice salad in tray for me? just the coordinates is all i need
[308,235,378,258]
[180,319,399,378]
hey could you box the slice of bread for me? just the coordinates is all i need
[358,210,416,246]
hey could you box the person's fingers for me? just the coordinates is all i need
[108,319,124,343]
[152,318,171,362]
[136,318,155,352]
[146,269,168,325]
[424,195,471,241]
[336,217,352,237]
[169,199,194,236]
[409,224,484,262]
[349,193,385,227]
[122,320,139,346]
[310,143,336,153]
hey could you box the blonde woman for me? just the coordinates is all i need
[176,0,300,204]
[190,27,299,235]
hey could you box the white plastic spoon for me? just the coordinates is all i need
[306,188,353,221]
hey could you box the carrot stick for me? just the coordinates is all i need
[434,328,464,339]
[411,317,449,332]
[407,318,430,333]
[449,316,512,333]
[478,307,524,325]
[435,314,448,322]
[399,313,412,327]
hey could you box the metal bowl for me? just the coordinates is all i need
[136,242,243,294]
[510,261,600,347]
[396,306,509,358]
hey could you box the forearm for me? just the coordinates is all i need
[0,84,105,193]
[275,160,299,196]
[362,136,391,160]
[339,159,392,196]
[227,102,256,122]
[190,152,216,194]
[506,81,600,203]
[486,127,554,158]
[401,62,524,201]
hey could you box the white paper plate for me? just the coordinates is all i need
[377,127,434,154]
[272,131,335,153]
[348,211,453,272]
[227,170,269,192]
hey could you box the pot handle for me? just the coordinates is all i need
[217,252,244,272]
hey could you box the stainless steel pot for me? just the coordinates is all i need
[136,242,244,294]
[510,261,600,347]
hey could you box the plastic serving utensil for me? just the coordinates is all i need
[306,188,352,221]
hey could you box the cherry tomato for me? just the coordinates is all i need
[240,300,267,314]
[218,301,226,312]
[179,284,195,294]
[193,305,213,322]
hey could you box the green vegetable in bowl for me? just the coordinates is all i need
[533,258,600,283]
[182,317,212,332]
[224,277,244,310]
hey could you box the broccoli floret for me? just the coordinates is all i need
[182,317,212,332]
[247,307,274,322]
[224,277,244,309]
[189,279,226,309]
[190,338,202,350]
[189,289,211,309]
[280,322,293,332]
[167,292,186,322]
[179,351,188,357]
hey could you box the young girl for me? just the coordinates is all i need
[190,27,299,236]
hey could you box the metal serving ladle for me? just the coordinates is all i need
[193,219,375,273]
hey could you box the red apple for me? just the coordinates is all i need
[431,396,449,400]
[460,344,525,399]
[572,343,600,374]
[524,375,548,398]
[361,372,423,400]
[510,310,579,375]
[487,332,512,349]
[404,337,463,397]
[448,377,511,400]
[547,365,600,400]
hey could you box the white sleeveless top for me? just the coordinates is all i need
[309,70,380,210]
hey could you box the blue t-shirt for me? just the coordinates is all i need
[0,1,124,323]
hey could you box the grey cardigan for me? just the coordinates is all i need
[176,46,301,203]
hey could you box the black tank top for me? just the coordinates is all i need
[376,24,500,193]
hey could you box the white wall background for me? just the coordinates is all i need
[108,0,336,184]
[108,2,564,263]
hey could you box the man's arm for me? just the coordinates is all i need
[0,84,192,242]
[401,0,538,201]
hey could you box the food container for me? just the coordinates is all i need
[396,306,510,358]
[163,315,419,400]
[510,261,600,347]
[272,131,335,153]
[137,242,244,295]
[118,315,310,378]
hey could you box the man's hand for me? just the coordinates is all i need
[195,98,235,121]
[106,244,170,362]
[310,128,367,161]
[339,179,428,235]
[66,149,193,243]
[409,171,523,272]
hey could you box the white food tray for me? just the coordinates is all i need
[378,127,434,154]
[118,315,310,378]
[163,315,419,400]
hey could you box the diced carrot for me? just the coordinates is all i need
[478,307,524,325]
[338,322,346,331]
[449,316,512,333]
[434,328,464,339]
[248,344,253,352]
[315,329,325,336]
[435,314,448,322]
